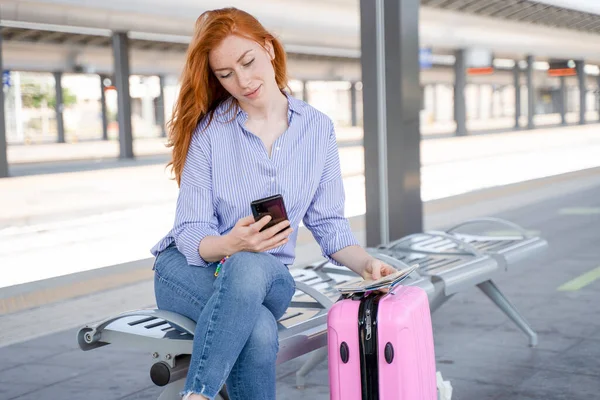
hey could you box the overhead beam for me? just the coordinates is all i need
[39,31,67,43]
[11,29,40,41]
[64,35,91,45]
[86,36,111,46]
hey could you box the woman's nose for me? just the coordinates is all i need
[237,69,251,89]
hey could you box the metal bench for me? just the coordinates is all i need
[77,217,547,399]
[381,217,548,346]
[78,276,337,400]
[77,254,418,399]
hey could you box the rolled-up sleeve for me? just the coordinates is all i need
[172,130,219,267]
[303,122,359,265]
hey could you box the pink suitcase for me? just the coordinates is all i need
[327,285,437,400]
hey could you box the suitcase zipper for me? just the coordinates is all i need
[365,308,372,341]
[359,294,380,400]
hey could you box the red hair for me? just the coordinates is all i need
[167,7,289,185]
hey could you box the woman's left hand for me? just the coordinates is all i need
[361,257,396,281]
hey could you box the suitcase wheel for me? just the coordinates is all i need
[340,342,350,363]
[384,342,394,364]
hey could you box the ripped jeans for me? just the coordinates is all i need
[153,244,296,400]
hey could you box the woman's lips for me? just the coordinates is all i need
[245,85,261,98]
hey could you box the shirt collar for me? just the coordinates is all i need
[284,92,305,116]
[213,96,238,123]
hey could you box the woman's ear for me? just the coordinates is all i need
[265,40,275,61]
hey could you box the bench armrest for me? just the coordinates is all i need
[385,231,484,257]
[293,281,335,309]
[446,217,531,238]
[78,309,196,350]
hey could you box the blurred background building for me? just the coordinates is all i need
[1,0,599,154]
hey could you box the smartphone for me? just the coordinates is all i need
[250,194,289,232]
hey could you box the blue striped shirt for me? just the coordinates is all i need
[151,93,359,267]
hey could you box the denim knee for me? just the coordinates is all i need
[219,252,274,301]
[242,306,279,364]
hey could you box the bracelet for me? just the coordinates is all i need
[214,255,230,277]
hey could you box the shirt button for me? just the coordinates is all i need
[276,147,280,151]
[271,177,275,182]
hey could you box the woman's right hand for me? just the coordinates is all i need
[226,215,293,253]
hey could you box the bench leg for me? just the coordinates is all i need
[157,378,227,400]
[477,280,538,347]
[295,347,328,389]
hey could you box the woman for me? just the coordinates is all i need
[151,7,395,400]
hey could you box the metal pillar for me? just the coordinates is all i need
[432,84,437,121]
[559,76,567,125]
[360,0,422,246]
[526,55,535,129]
[597,76,600,121]
[54,72,65,143]
[476,84,482,120]
[350,82,357,127]
[0,27,8,178]
[514,64,521,129]
[100,75,109,140]
[302,80,309,103]
[499,86,505,117]
[576,60,586,124]
[158,75,167,137]
[112,32,134,159]
[489,85,495,118]
[454,49,467,136]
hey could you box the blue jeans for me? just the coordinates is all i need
[153,244,296,400]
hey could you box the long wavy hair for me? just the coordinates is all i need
[167,7,289,186]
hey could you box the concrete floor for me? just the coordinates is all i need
[1,177,600,399]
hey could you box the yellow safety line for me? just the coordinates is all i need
[558,207,600,215]
[557,266,600,291]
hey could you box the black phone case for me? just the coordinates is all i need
[251,194,288,232]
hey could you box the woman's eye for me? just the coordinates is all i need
[243,59,255,67]
[220,72,232,79]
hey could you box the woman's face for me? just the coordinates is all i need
[209,34,277,107]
